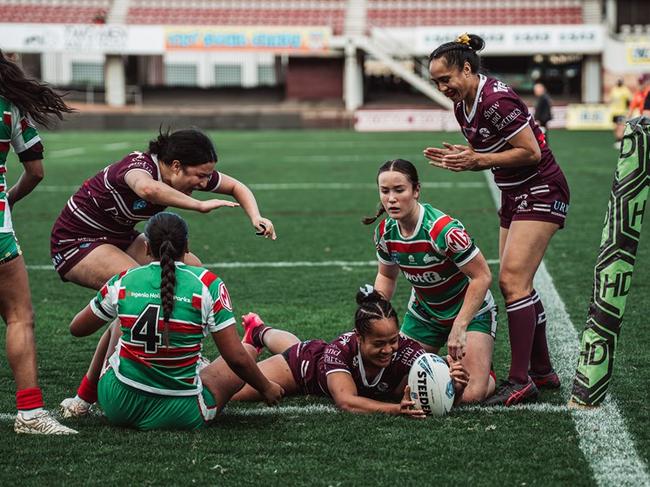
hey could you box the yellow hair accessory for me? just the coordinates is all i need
[456,33,471,46]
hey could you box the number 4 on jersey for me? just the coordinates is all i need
[131,304,162,353]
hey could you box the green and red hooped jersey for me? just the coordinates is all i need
[374,203,494,325]
[90,262,236,397]
[0,96,42,232]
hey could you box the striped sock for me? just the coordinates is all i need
[530,290,553,374]
[506,294,537,384]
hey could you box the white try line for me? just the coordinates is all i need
[0,402,601,424]
[24,259,501,271]
[33,181,485,193]
[483,172,649,486]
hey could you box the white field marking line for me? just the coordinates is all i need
[33,181,486,192]
[47,142,131,159]
[483,172,649,486]
[0,403,601,423]
[102,142,130,150]
[24,259,501,271]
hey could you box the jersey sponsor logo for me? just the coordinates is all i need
[483,101,500,120]
[132,199,147,210]
[496,108,522,130]
[553,201,569,215]
[493,81,509,93]
[390,251,400,264]
[444,227,472,253]
[339,332,353,345]
[422,254,438,264]
[218,282,232,311]
[403,270,443,285]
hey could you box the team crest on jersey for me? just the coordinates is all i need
[445,227,471,252]
[493,81,509,93]
[408,254,415,264]
[377,382,389,392]
[479,128,491,138]
[218,282,232,311]
[133,199,147,210]
[390,251,400,264]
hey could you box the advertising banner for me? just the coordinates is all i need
[164,26,330,52]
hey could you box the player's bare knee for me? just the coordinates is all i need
[499,272,530,302]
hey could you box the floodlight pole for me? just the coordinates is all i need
[570,116,650,407]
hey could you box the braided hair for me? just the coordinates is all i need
[354,285,398,337]
[148,127,218,167]
[0,50,74,127]
[144,212,189,346]
[362,158,420,225]
[428,33,486,74]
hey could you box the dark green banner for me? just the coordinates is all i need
[571,117,650,406]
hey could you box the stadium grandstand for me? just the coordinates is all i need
[0,0,648,129]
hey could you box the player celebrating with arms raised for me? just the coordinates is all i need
[365,159,496,404]
[55,127,276,417]
[424,34,569,405]
[69,212,283,430]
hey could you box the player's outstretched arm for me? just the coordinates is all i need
[374,262,400,300]
[327,372,426,418]
[125,170,239,213]
[212,325,283,406]
[215,174,276,239]
[447,252,492,360]
[70,305,109,337]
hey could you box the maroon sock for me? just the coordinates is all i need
[252,325,272,349]
[530,290,553,374]
[506,294,537,384]
[77,374,98,404]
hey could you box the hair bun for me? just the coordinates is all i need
[467,34,485,52]
[356,285,387,305]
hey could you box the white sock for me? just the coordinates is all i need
[18,407,45,419]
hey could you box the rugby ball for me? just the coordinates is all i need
[408,353,455,416]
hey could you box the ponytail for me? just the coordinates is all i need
[362,205,386,225]
[159,240,177,347]
[428,33,485,74]
[0,50,74,127]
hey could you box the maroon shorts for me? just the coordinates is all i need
[50,221,140,281]
[282,340,329,397]
[499,173,570,229]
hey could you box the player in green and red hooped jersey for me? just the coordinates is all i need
[0,50,76,434]
[424,34,569,405]
[58,127,278,418]
[69,212,283,430]
[365,159,496,404]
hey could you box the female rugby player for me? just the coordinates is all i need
[69,212,283,430]
[57,127,277,417]
[210,286,468,416]
[0,50,76,434]
[365,159,496,404]
[424,34,568,405]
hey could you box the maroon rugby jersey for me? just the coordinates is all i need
[58,151,221,237]
[317,332,425,400]
[453,75,562,190]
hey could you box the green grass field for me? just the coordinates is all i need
[0,129,648,486]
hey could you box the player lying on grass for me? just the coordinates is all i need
[204,286,469,416]
[69,212,283,431]
[0,50,76,434]
[424,33,568,405]
[364,159,496,404]
[56,127,276,418]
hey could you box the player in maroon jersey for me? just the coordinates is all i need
[56,127,277,417]
[203,286,469,416]
[423,34,568,406]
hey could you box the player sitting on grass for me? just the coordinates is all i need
[56,127,277,418]
[204,286,468,417]
[365,159,496,404]
[68,212,283,430]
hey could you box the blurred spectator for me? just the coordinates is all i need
[608,78,632,148]
[92,10,106,24]
[533,82,552,141]
[628,74,650,119]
